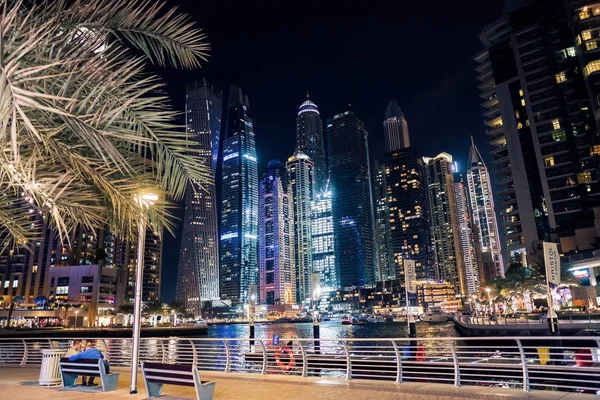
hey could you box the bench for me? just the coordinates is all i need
[59,357,119,392]
[141,362,216,400]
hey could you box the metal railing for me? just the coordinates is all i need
[1,336,599,394]
[456,313,600,326]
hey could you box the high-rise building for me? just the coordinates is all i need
[373,161,395,280]
[296,95,327,194]
[425,153,466,296]
[220,87,259,304]
[454,172,483,295]
[311,188,338,292]
[475,0,600,264]
[176,80,222,315]
[380,148,432,281]
[466,138,504,281]
[287,151,314,302]
[259,160,295,305]
[326,110,378,287]
[383,100,410,152]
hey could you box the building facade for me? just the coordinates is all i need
[296,96,327,195]
[176,80,222,315]
[425,153,467,296]
[311,189,338,292]
[220,87,259,304]
[287,151,314,302]
[326,110,378,287]
[475,0,600,264]
[259,161,295,305]
[466,139,504,281]
[383,100,410,152]
[373,161,395,281]
[381,148,433,282]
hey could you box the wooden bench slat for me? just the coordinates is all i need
[143,363,194,372]
[143,368,193,376]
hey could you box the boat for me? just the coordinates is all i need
[341,316,366,325]
[366,315,385,323]
[422,307,448,324]
[392,316,407,323]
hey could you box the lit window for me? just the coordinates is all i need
[544,157,555,167]
[577,171,592,184]
[579,9,590,20]
[591,144,600,156]
[584,60,600,76]
[552,119,561,130]
[587,41,598,51]
[582,31,593,41]
[552,130,566,142]
[519,89,524,97]
[517,122,523,129]
[567,47,576,57]
[521,99,526,106]
[555,71,567,83]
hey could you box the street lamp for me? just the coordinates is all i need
[471,295,478,319]
[74,310,79,328]
[485,288,492,311]
[130,191,157,395]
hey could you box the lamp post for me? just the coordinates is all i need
[312,286,321,354]
[74,310,79,328]
[130,191,157,395]
[485,288,492,311]
[471,295,478,322]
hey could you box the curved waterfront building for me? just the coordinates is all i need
[296,95,327,195]
[220,87,259,305]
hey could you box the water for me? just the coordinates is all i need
[206,321,458,340]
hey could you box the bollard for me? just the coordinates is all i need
[249,320,255,350]
[313,320,321,354]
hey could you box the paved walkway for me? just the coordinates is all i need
[0,366,598,400]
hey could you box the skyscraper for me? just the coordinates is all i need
[383,100,410,152]
[476,0,600,263]
[454,172,483,295]
[311,187,338,292]
[259,160,295,305]
[467,139,504,281]
[373,161,395,280]
[287,151,314,302]
[381,148,432,281]
[220,87,259,304]
[296,95,327,194]
[425,153,466,296]
[176,80,222,315]
[326,110,378,287]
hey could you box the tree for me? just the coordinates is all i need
[168,300,186,315]
[117,303,134,314]
[0,0,210,249]
[143,300,165,327]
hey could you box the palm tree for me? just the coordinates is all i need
[143,300,165,327]
[168,300,186,315]
[117,303,134,314]
[0,0,210,249]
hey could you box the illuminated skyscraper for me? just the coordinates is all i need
[311,187,338,292]
[326,110,378,287]
[296,95,327,194]
[259,160,295,305]
[373,161,395,280]
[287,151,314,302]
[425,153,466,296]
[467,139,504,281]
[176,80,222,315]
[220,87,259,304]
[454,172,483,295]
[383,100,409,152]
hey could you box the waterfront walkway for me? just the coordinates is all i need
[1,366,598,400]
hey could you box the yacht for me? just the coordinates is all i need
[422,307,448,324]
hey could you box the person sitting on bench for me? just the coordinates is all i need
[69,340,109,386]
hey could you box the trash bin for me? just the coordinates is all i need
[39,349,64,386]
[537,347,550,365]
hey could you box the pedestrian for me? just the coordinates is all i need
[68,340,109,386]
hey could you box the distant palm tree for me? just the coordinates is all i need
[0,0,211,249]
[144,300,165,327]
[168,300,186,315]
[117,303,134,314]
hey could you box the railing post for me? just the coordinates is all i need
[223,340,231,373]
[391,340,402,383]
[448,341,460,387]
[259,340,267,375]
[190,340,198,365]
[515,339,529,392]
[299,341,308,377]
[159,340,167,363]
[342,341,352,380]
[21,340,28,365]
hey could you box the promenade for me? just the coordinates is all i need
[0,366,598,400]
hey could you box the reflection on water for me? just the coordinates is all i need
[207,321,458,340]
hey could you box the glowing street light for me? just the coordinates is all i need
[130,190,157,394]
[485,288,492,310]
[74,310,79,328]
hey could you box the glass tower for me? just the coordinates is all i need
[373,161,395,280]
[176,80,222,315]
[383,100,410,152]
[311,188,338,292]
[220,87,259,305]
[287,151,314,302]
[259,160,295,305]
[326,110,378,287]
[296,95,327,195]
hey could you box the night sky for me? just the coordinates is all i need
[158,0,506,301]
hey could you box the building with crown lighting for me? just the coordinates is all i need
[296,96,327,195]
[383,100,410,152]
[287,151,314,302]
[259,160,295,305]
[220,86,259,304]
